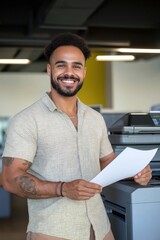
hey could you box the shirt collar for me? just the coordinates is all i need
[42,92,57,112]
[42,92,87,115]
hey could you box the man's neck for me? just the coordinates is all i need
[49,91,78,116]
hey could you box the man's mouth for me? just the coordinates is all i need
[61,79,75,84]
[58,76,80,83]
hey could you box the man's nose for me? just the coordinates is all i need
[64,65,74,74]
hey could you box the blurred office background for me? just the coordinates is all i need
[1,0,160,239]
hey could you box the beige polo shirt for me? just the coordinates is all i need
[3,93,113,240]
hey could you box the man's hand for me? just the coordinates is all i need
[134,165,152,186]
[62,179,102,200]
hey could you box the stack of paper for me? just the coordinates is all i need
[91,147,158,187]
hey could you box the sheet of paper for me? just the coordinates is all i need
[91,147,158,187]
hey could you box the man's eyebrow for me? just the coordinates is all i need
[55,60,66,65]
[73,62,83,66]
[55,60,84,66]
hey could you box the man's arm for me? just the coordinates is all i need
[2,157,61,199]
[100,152,152,186]
[100,151,116,170]
[2,157,102,200]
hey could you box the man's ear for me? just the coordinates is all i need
[47,64,51,76]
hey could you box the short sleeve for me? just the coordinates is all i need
[3,112,37,162]
[99,117,113,158]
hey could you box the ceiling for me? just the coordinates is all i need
[1,0,160,72]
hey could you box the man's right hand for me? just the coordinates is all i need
[62,179,102,200]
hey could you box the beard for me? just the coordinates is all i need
[50,74,83,97]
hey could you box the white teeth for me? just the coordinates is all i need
[62,80,74,83]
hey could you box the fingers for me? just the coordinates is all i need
[134,165,152,186]
[62,179,102,200]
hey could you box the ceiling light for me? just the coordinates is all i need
[87,40,130,47]
[0,59,31,64]
[118,48,160,53]
[96,55,135,61]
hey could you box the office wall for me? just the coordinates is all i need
[0,50,107,117]
[78,50,106,107]
[0,73,50,117]
[112,56,160,112]
[1,56,160,116]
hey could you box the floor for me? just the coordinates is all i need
[0,194,28,240]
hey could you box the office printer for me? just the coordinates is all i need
[108,112,160,177]
[102,112,160,240]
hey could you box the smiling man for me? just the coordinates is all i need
[49,46,84,97]
[2,33,152,240]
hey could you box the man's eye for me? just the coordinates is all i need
[74,65,81,69]
[57,64,65,68]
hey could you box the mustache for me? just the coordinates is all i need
[57,75,80,82]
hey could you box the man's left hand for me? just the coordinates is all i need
[134,165,152,186]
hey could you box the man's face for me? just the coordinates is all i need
[47,45,86,97]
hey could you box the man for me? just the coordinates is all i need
[2,33,152,240]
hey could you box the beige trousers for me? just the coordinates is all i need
[26,227,115,240]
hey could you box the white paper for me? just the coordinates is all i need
[91,147,158,187]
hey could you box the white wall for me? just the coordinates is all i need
[1,55,160,117]
[0,73,50,117]
[112,56,160,112]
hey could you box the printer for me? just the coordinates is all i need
[102,112,160,240]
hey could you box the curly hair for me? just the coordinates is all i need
[44,32,91,61]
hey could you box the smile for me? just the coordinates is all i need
[61,79,75,83]
[58,76,80,83]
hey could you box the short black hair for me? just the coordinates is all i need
[44,32,91,61]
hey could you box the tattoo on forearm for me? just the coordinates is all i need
[2,157,14,166]
[15,175,38,198]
